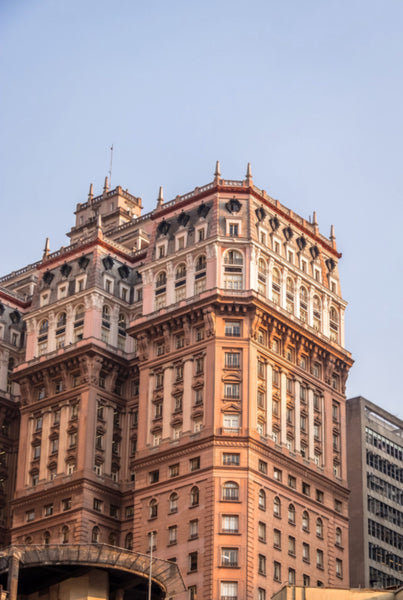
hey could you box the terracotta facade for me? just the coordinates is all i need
[0,165,353,599]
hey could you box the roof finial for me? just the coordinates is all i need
[246,162,253,184]
[214,160,221,179]
[103,176,109,195]
[43,237,50,258]
[157,186,164,208]
[330,224,335,241]
[312,211,318,226]
[88,183,94,201]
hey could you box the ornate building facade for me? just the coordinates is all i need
[0,165,353,599]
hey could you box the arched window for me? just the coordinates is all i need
[223,250,243,290]
[313,296,322,331]
[118,313,127,350]
[258,258,266,295]
[169,492,178,513]
[190,486,200,506]
[92,526,100,543]
[271,268,280,304]
[329,306,339,342]
[335,527,342,546]
[56,312,66,349]
[149,499,158,519]
[273,496,281,517]
[125,532,133,550]
[288,503,296,524]
[316,517,323,538]
[25,536,33,544]
[299,286,308,322]
[108,532,117,546]
[194,255,207,295]
[74,305,85,342]
[302,511,310,531]
[43,531,50,545]
[175,263,187,302]
[286,277,295,313]
[101,305,111,343]
[38,319,49,356]
[258,489,266,510]
[222,481,239,501]
[155,271,167,309]
[62,526,69,544]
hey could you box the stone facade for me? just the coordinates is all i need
[0,165,353,599]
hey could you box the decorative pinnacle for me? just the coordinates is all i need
[43,237,50,258]
[214,160,221,178]
[312,211,318,226]
[246,162,253,182]
[157,186,164,208]
[103,176,109,194]
[96,212,103,230]
[330,224,336,241]
[88,183,94,201]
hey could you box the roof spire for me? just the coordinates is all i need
[103,176,109,195]
[330,224,337,250]
[157,186,164,208]
[214,160,221,179]
[88,183,94,201]
[312,211,318,226]
[43,237,50,258]
[246,162,253,184]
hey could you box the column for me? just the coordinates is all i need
[104,405,114,475]
[110,306,119,347]
[0,348,9,392]
[57,403,69,474]
[39,411,51,480]
[280,372,287,444]
[266,363,273,435]
[308,388,315,460]
[183,358,194,432]
[162,366,173,440]
[65,304,74,345]
[294,379,301,453]
[146,371,154,447]
[47,311,56,352]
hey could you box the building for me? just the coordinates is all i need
[272,585,403,600]
[0,164,353,599]
[347,396,403,589]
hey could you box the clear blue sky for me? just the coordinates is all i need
[1,0,402,418]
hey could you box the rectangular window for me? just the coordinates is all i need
[229,223,239,237]
[288,536,296,556]
[190,457,200,471]
[274,561,281,582]
[168,525,177,545]
[316,489,324,503]
[220,582,238,600]
[288,475,296,489]
[259,460,267,474]
[273,529,281,549]
[225,321,241,337]
[223,453,240,466]
[258,589,266,600]
[189,551,198,572]
[189,586,197,600]
[195,357,204,375]
[302,482,310,496]
[223,414,240,433]
[221,548,238,567]
[44,504,53,516]
[225,352,240,368]
[336,558,343,578]
[303,542,310,563]
[62,498,72,511]
[26,509,35,522]
[93,498,103,512]
[169,463,180,477]
[258,521,266,542]
[189,519,198,539]
[224,383,240,399]
[222,514,239,533]
[258,554,266,575]
[149,470,159,483]
[273,468,282,482]
[317,549,324,569]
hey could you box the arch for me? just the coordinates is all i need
[62,526,69,544]
[125,532,133,550]
[43,531,50,545]
[175,263,186,280]
[302,510,310,531]
[258,488,266,510]
[300,286,308,303]
[335,527,342,546]
[258,257,266,274]
[169,492,178,513]
[118,313,127,329]
[271,267,281,304]
[92,526,100,544]
[75,304,85,321]
[195,254,207,272]
[190,486,200,506]
[25,536,33,544]
[56,312,66,328]
[156,271,167,288]
[329,306,339,342]
[286,276,294,293]
[272,267,281,285]
[286,276,295,312]
[273,496,281,517]
[102,305,111,322]
[222,481,239,501]
[39,319,49,335]
[313,295,322,331]
[316,517,323,538]
[108,532,117,546]
[149,498,158,519]
[257,258,267,295]
[224,249,243,265]
[288,503,295,524]
[299,285,308,322]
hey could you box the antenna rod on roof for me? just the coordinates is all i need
[109,144,114,187]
